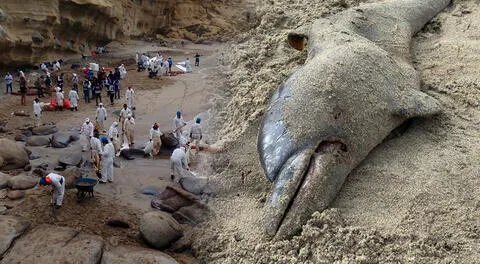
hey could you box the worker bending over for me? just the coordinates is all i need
[170,146,189,181]
[39,173,65,209]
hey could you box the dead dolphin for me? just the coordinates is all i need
[258,0,450,239]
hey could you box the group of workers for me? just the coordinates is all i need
[7,52,205,210]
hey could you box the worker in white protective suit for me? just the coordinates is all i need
[56,87,64,111]
[170,146,189,181]
[126,86,135,110]
[190,117,203,154]
[185,58,192,73]
[149,123,163,156]
[90,135,102,175]
[173,111,186,139]
[80,118,94,151]
[95,103,107,133]
[108,121,120,154]
[119,64,127,79]
[39,173,65,208]
[123,114,135,146]
[69,88,79,111]
[33,98,42,127]
[99,136,115,183]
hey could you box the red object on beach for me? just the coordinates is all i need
[63,99,71,109]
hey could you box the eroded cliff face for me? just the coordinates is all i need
[0,0,246,66]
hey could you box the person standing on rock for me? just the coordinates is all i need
[90,135,102,175]
[185,58,192,73]
[19,75,27,106]
[80,118,94,152]
[35,76,44,98]
[108,121,120,154]
[55,87,64,111]
[170,146,189,181]
[83,79,91,103]
[194,53,200,67]
[167,57,173,72]
[123,114,135,146]
[100,136,115,183]
[126,86,135,110]
[150,123,163,156]
[4,72,13,94]
[190,117,203,154]
[33,98,42,127]
[69,88,79,111]
[173,111,186,139]
[72,73,79,90]
[96,103,107,133]
[39,173,65,209]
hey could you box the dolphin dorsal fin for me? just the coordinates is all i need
[392,89,442,118]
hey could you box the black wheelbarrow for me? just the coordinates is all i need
[75,178,98,202]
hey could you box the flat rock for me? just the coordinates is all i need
[58,152,82,167]
[51,133,71,148]
[151,195,192,213]
[142,187,159,196]
[29,152,41,160]
[0,189,7,199]
[21,130,33,137]
[0,139,30,170]
[0,173,9,189]
[0,207,7,215]
[0,216,30,256]
[35,163,49,170]
[7,175,37,190]
[69,134,80,142]
[14,134,27,142]
[179,176,208,195]
[62,167,82,189]
[101,246,178,264]
[25,136,50,147]
[173,204,210,226]
[119,148,145,160]
[7,190,25,200]
[1,224,104,264]
[31,125,58,136]
[140,211,183,249]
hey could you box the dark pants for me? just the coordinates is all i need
[5,83,12,94]
[114,89,120,99]
[37,88,44,98]
[109,93,114,105]
[95,93,102,106]
[195,59,199,66]
[83,90,90,103]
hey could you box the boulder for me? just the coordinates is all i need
[0,207,7,215]
[58,152,82,167]
[151,195,192,213]
[0,173,9,189]
[7,190,25,200]
[101,246,178,264]
[142,187,159,196]
[173,204,210,225]
[51,133,71,148]
[0,216,30,256]
[7,175,37,190]
[23,164,32,171]
[179,176,209,195]
[0,189,7,199]
[35,163,49,170]
[14,134,27,142]
[1,224,104,263]
[139,211,183,249]
[0,139,30,170]
[62,167,82,189]
[26,136,50,147]
[29,152,41,160]
[119,148,145,160]
[31,125,58,136]
[69,134,80,142]
[21,130,33,137]
[161,133,179,148]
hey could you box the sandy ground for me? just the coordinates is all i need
[0,40,223,263]
[188,0,480,263]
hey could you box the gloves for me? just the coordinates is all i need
[35,114,38,117]
[104,117,107,120]
[200,135,202,140]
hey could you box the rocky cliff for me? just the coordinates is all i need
[0,0,246,66]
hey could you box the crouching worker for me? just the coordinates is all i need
[170,146,189,182]
[39,173,65,209]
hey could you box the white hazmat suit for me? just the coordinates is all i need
[80,119,94,151]
[96,105,107,132]
[170,147,189,180]
[46,173,65,206]
[100,142,115,182]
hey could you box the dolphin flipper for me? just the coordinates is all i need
[392,90,442,118]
